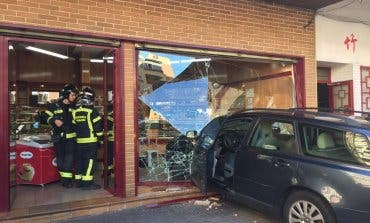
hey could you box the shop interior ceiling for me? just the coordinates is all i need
[170,59,292,84]
[11,42,112,60]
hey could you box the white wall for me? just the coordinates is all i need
[316,15,370,66]
[331,64,353,82]
[352,64,362,112]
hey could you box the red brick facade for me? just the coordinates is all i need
[0,0,316,197]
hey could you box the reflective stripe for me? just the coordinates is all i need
[47,117,52,123]
[108,164,114,170]
[82,175,93,181]
[59,171,73,178]
[92,116,101,123]
[73,107,97,144]
[81,159,94,181]
[77,137,98,144]
[107,116,114,122]
[75,174,82,180]
[54,109,63,114]
[96,132,103,136]
[45,110,53,117]
[66,132,76,138]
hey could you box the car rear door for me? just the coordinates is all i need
[190,117,224,194]
[234,118,299,205]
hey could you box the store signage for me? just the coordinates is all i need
[52,157,57,167]
[344,34,358,53]
[20,151,33,159]
[10,152,16,160]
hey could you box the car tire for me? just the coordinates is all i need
[283,191,336,223]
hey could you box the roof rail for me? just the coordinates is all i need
[231,108,295,115]
[231,107,370,122]
[292,107,370,120]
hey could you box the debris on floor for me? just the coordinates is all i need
[192,196,223,211]
[193,199,211,206]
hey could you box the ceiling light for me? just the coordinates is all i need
[8,45,14,50]
[25,46,69,59]
[103,56,114,60]
[90,59,104,63]
[90,59,113,63]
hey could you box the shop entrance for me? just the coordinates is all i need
[1,36,120,212]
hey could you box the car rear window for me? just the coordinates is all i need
[299,124,370,167]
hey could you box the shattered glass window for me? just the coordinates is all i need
[137,50,296,182]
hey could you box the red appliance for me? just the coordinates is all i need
[16,139,60,185]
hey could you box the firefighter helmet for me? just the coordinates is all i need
[59,84,78,100]
[77,86,95,106]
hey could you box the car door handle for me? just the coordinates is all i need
[273,159,290,167]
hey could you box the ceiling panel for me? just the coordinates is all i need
[262,0,343,9]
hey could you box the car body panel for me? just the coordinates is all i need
[190,110,370,222]
[190,116,225,194]
[234,148,299,205]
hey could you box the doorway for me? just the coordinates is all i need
[317,83,330,109]
[1,36,121,212]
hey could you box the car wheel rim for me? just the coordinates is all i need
[288,200,324,223]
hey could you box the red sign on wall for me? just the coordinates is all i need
[344,34,358,53]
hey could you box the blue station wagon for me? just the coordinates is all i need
[190,109,370,223]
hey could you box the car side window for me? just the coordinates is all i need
[249,119,296,153]
[299,124,370,167]
[217,118,253,149]
[197,117,225,150]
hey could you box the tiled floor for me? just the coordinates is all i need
[10,167,113,209]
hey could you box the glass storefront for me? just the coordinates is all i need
[137,50,296,182]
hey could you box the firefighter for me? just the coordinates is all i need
[107,99,114,176]
[45,84,78,188]
[72,86,103,190]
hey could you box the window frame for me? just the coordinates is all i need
[248,117,298,154]
[298,123,370,168]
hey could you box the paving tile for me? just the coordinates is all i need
[49,212,73,222]
[29,202,71,216]
[71,209,91,218]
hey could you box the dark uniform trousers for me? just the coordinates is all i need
[75,142,98,186]
[72,105,103,187]
[54,137,75,181]
[45,101,76,185]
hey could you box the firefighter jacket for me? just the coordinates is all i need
[44,101,76,140]
[107,106,114,142]
[72,105,103,144]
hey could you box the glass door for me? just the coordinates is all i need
[332,80,353,112]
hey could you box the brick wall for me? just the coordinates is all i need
[0,0,316,197]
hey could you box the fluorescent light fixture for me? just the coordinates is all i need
[170,58,211,64]
[8,45,14,50]
[90,59,113,63]
[103,56,114,60]
[25,46,69,59]
[90,59,104,63]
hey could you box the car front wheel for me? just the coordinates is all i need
[283,191,336,223]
